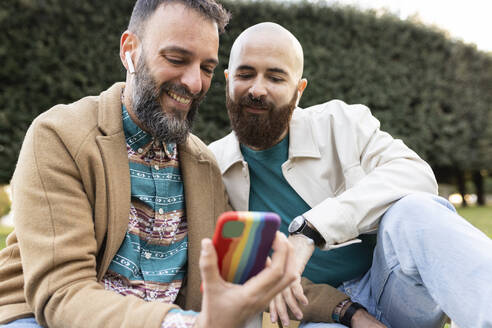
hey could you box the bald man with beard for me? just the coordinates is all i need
[210,22,492,328]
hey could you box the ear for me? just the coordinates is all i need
[224,69,229,81]
[297,78,308,96]
[120,31,139,73]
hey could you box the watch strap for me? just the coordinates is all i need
[299,218,324,247]
[340,302,367,327]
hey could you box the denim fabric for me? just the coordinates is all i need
[301,193,492,328]
[1,317,42,328]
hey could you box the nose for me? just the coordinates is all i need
[180,64,203,96]
[248,78,267,99]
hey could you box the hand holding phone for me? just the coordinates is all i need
[213,211,281,284]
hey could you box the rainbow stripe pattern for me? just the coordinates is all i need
[213,211,280,284]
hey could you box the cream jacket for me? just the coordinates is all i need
[0,83,230,328]
[209,100,438,248]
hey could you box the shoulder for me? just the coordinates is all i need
[292,100,381,136]
[295,100,376,124]
[27,93,104,159]
[208,132,236,160]
[34,95,100,131]
[30,83,124,144]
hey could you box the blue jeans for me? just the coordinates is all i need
[301,193,492,328]
[0,318,41,328]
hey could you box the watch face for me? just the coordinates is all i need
[288,216,304,233]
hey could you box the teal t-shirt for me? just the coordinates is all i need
[241,134,376,287]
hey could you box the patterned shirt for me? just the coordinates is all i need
[101,105,197,327]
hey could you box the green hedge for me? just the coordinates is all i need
[1,0,491,184]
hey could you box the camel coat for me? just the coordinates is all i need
[0,83,230,328]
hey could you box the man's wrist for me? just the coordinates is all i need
[289,232,315,247]
[287,233,315,272]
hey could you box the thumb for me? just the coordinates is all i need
[199,238,221,290]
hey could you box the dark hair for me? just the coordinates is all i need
[128,0,230,37]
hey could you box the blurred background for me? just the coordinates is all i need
[1,0,491,247]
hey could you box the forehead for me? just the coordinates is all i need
[142,3,219,58]
[231,34,298,75]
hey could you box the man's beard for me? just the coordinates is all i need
[226,85,298,150]
[130,53,204,144]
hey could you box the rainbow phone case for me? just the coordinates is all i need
[213,211,281,284]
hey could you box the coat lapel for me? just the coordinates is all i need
[96,133,131,279]
[94,83,132,279]
[179,137,215,310]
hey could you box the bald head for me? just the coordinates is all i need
[228,22,304,80]
[225,23,308,150]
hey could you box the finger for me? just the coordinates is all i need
[199,238,221,291]
[268,232,289,275]
[282,237,297,286]
[269,300,278,323]
[282,287,303,320]
[275,292,290,327]
[291,277,308,306]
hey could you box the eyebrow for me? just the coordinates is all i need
[236,65,289,76]
[159,46,219,66]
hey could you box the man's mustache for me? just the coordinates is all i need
[160,82,203,101]
[239,95,274,110]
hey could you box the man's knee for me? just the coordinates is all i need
[379,193,455,235]
[390,193,449,213]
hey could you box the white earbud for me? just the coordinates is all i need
[295,90,301,107]
[125,51,136,75]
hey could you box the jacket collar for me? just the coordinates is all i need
[288,108,321,159]
[219,108,322,175]
[215,131,244,174]
[97,82,126,136]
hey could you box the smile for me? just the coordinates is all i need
[167,91,192,105]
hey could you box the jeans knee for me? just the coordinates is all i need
[396,193,455,213]
[394,193,438,210]
[380,193,453,235]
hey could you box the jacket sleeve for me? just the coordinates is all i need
[12,116,176,328]
[264,278,349,324]
[304,104,438,247]
[296,277,348,323]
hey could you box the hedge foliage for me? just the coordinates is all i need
[0,0,491,184]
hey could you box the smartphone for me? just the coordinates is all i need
[213,211,281,284]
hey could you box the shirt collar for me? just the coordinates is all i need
[288,108,321,159]
[121,104,177,157]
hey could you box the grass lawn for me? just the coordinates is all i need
[457,205,492,237]
[0,224,13,249]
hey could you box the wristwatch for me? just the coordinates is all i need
[340,302,367,327]
[288,215,325,247]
